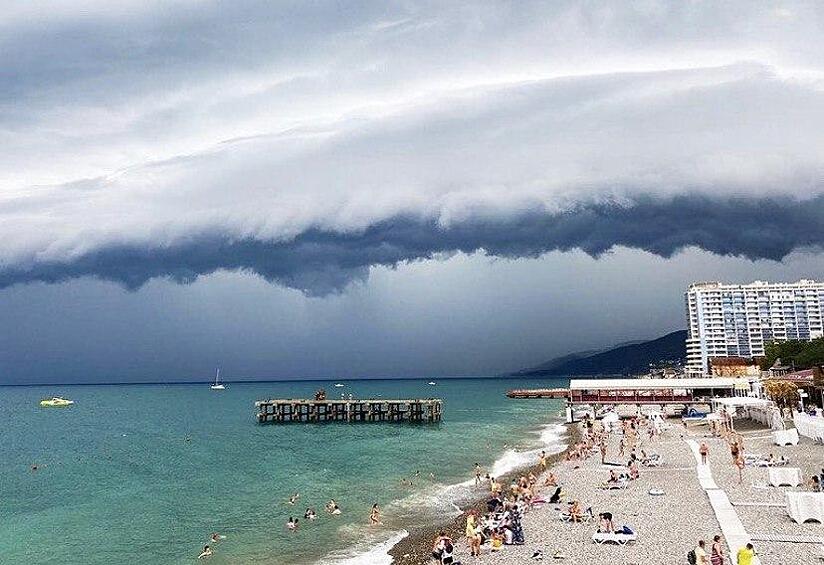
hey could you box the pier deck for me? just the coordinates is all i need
[507,388,568,399]
[255,398,442,424]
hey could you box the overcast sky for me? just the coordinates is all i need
[2,1,824,383]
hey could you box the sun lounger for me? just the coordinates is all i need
[591,532,637,545]
[755,458,790,467]
[642,457,662,468]
[601,479,629,490]
[559,509,594,523]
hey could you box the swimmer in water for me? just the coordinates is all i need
[198,545,212,559]
[209,533,223,544]
[286,517,298,531]
[326,500,341,515]
[288,493,300,505]
[304,508,317,520]
[369,503,381,525]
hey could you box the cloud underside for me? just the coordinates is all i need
[2,193,820,295]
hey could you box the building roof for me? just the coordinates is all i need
[769,369,814,383]
[714,397,772,408]
[710,356,758,367]
[569,378,741,391]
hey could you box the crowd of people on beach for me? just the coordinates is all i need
[435,414,660,563]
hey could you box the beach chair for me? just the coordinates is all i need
[591,531,637,545]
[743,454,763,466]
[642,456,662,468]
[559,507,594,523]
[600,479,629,490]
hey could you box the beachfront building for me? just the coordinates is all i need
[685,280,824,376]
[566,377,750,420]
[708,356,761,377]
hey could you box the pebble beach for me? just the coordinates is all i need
[393,413,824,565]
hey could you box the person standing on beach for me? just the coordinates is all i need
[599,438,607,464]
[466,510,481,557]
[699,442,709,465]
[474,463,482,486]
[694,539,709,565]
[729,440,740,464]
[736,543,755,565]
[710,534,725,565]
[369,504,381,525]
[538,450,547,471]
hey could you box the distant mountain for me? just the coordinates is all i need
[512,330,687,377]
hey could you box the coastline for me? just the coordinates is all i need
[386,421,582,564]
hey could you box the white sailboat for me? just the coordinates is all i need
[210,368,226,390]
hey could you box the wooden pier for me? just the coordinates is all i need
[507,388,569,399]
[255,398,443,424]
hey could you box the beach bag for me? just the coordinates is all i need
[687,549,697,565]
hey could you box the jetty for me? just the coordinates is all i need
[506,388,568,399]
[255,398,442,424]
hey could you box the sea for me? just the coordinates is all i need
[0,377,569,564]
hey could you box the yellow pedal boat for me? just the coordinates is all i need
[39,397,75,407]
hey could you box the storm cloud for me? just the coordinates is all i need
[2,194,822,295]
[4,2,824,380]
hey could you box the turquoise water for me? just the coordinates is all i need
[0,378,566,564]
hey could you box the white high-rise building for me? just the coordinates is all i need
[685,280,824,376]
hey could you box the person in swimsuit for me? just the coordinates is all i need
[699,442,709,465]
[369,504,381,525]
[728,440,739,464]
[198,545,212,559]
[465,510,481,557]
[711,534,725,565]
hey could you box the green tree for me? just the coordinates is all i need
[761,338,824,370]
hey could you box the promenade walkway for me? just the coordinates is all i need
[686,439,763,565]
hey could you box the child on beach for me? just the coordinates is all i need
[699,442,709,464]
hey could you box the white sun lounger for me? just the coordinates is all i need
[592,532,637,545]
[601,479,629,490]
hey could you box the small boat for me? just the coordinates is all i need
[334,383,345,388]
[210,369,226,390]
[427,381,437,386]
[40,397,74,407]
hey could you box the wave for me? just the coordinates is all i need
[387,421,567,514]
[321,529,408,565]
[316,419,568,564]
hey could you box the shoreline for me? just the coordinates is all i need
[386,421,582,564]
